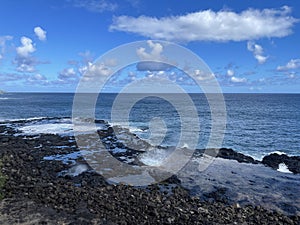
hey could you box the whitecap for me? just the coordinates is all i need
[18,123,73,136]
[277,163,293,174]
[269,151,287,155]
[139,147,172,166]
[129,127,148,133]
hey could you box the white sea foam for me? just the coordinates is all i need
[129,127,148,133]
[269,151,287,155]
[0,116,48,123]
[110,122,147,134]
[139,147,172,166]
[277,163,293,174]
[19,123,73,135]
[14,117,108,136]
[181,143,189,148]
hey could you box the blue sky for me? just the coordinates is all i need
[0,0,299,93]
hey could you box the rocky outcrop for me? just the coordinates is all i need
[262,153,300,174]
[201,148,259,164]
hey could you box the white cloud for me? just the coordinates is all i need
[277,59,300,71]
[136,40,163,60]
[110,6,298,42]
[58,68,77,80]
[227,69,234,76]
[79,62,112,81]
[25,73,52,86]
[16,37,36,57]
[71,0,117,13]
[288,73,295,79]
[34,27,47,41]
[16,63,35,73]
[27,73,47,82]
[231,76,247,83]
[0,36,13,60]
[13,56,40,73]
[194,70,215,81]
[136,40,173,71]
[55,68,79,85]
[254,55,268,64]
[247,41,268,64]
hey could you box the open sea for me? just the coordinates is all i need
[0,92,299,159]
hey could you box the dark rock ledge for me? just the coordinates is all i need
[199,148,300,174]
[262,153,300,174]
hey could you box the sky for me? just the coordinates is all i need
[0,0,299,93]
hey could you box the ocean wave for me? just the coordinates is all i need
[277,163,293,174]
[0,97,20,100]
[268,151,287,155]
[0,116,53,123]
[18,123,74,136]
[139,147,174,166]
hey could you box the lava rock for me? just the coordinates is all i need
[204,148,259,164]
[262,153,300,174]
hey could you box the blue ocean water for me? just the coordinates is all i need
[0,92,299,159]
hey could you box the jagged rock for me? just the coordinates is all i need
[262,153,300,174]
[204,148,259,164]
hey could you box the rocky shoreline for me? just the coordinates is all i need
[0,119,299,224]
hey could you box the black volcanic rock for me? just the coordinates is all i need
[0,119,299,224]
[262,153,300,174]
[205,148,259,164]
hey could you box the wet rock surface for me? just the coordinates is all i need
[201,148,259,164]
[0,120,299,224]
[262,153,300,174]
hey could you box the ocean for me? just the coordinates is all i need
[0,92,299,160]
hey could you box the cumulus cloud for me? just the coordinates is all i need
[13,27,50,73]
[136,40,163,60]
[110,6,298,42]
[227,69,234,76]
[34,27,47,41]
[16,37,36,57]
[277,59,300,71]
[14,36,48,73]
[194,70,215,81]
[231,76,247,83]
[71,0,117,13]
[136,40,174,71]
[15,58,36,72]
[247,41,268,64]
[26,74,49,85]
[79,62,112,82]
[58,68,78,80]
